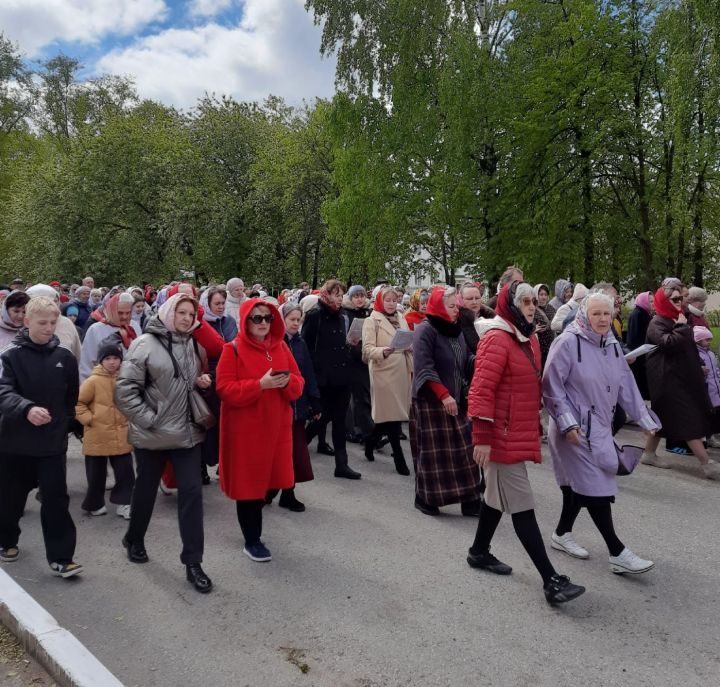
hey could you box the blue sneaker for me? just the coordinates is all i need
[669,447,690,455]
[243,542,272,562]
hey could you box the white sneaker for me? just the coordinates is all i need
[88,506,107,516]
[159,480,177,495]
[116,504,131,520]
[640,452,672,469]
[551,532,589,559]
[702,462,720,480]
[609,548,654,574]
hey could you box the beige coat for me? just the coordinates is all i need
[76,365,133,456]
[362,310,413,423]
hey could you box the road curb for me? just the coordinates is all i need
[0,568,124,687]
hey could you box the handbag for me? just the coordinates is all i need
[616,443,643,476]
[188,388,216,430]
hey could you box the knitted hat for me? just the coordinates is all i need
[347,284,367,298]
[97,338,124,364]
[693,326,713,343]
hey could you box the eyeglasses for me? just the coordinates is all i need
[249,314,274,324]
[521,298,538,307]
[669,296,683,304]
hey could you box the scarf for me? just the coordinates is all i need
[496,282,536,338]
[373,286,400,329]
[158,294,200,334]
[319,284,342,312]
[634,291,651,313]
[425,286,462,337]
[653,287,681,321]
[91,294,137,349]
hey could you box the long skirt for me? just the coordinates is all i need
[410,394,480,506]
[292,421,314,483]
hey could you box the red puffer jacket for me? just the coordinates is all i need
[468,324,542,464]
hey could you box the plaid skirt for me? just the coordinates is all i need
[410,395,480,506]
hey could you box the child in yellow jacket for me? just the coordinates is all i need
[76,339,135,519]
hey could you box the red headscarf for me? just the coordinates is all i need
[653,286,682,321]
[373,286,394,314]
[168,283,198,299]
[319,282,343,312]
[91,294,138,348]
[426,286,455,322]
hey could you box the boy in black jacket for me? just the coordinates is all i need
[0,296,83,578]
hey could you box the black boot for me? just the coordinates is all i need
[278,488,305,512]
[265,489,279,505]
[317,442,335,456]
[201,463,211,485]
[393,451,410,476]
[186,564,213,593]
[364,440,375,461]
[335,453,361,480]
[122,536,149,564]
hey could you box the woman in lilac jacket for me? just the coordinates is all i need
[542,292,660,576]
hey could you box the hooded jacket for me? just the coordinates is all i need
[549,279,572,312]
[216,299,304,500]
[76,364,132,456]
[0,331,79,456]
[0,300,23,351]
[114,307,205,451]
[551,283,588,333]
[468,284,542,464]
[543,297,659,496]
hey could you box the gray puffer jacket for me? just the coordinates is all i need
[115,315,205,451]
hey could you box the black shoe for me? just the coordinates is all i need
[461,499,482,517]
[375,437,390,451]
[278,490,305,512]
[122,536,149,564]
[466,549,512,575]
[364,443,375,462]
[317,442,335,456]
[414,496,440,516]
[186,564,213,593]
[393,453,410,476]
[334,465,361,480]
[543,574,585,604]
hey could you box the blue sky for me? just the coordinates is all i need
[0,0,337,108]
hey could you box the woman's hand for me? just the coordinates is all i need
[473,445,491,467]
[382,347,395,358]
[195,374,212,390]
[27,406,52,426]
[564,428,581,445]
[677,312,687,325]
[442,396,458,416]
[260,369,290,390]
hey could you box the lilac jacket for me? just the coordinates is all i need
[542,320,659,497]
[697,345,720,408]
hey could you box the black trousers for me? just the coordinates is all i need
[236,500,264,545]
[82,454,135,511]
[349,376,374,440]
[319,385,351,466]
[0,452,76,564]
[126,446,204,565]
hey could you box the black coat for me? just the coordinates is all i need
[286,332,322,421]
[301,301,352,387]
[0,331,79,456]
[646,316,710,440]
[342,303,372,384]
[627,306,652,399]
[458,305,495,356]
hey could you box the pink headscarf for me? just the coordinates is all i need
[634,291,651,313]
[158,294,199,334]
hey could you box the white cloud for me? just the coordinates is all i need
[188,0,234,18]
[0,0,168,56]
[96,0,336,108]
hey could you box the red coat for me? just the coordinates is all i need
[216,299,304,500]
[468,324,542,465]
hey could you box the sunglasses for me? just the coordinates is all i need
[521,297,538,307]
[249,314,274,324]
[669,296,683,304]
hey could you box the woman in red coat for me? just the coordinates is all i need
[216,299,304,562]
[466,281,585,605]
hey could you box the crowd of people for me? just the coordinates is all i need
[0,269,718,605]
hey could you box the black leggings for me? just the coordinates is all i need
[236,499,264,546]
[470,503,556,585]
[555,487,624,556]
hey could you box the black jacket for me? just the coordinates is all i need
[301,301,352,387]
[0,331,79,456]
[342,302,372,383]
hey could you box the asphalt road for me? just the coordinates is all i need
[2,429,719,687]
